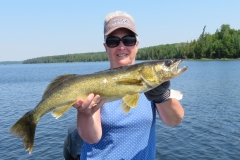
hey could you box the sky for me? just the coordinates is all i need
[1,0,240,61]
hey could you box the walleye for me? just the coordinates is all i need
[9,59,187,153]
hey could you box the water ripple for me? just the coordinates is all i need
[1,61,240,160]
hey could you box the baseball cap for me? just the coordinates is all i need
[104,16,138,36]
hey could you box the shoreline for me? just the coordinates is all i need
[1,58,240,65]
[185,58,240,61]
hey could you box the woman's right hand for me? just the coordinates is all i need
[73,93,105,116]
[73,93,105,143]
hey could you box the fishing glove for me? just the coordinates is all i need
[144,81,170,103]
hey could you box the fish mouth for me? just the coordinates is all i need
[172,59,188,76]
[155,59,188,81]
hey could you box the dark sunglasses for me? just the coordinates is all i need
[105,35,137,48]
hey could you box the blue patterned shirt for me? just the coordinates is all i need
[80,94,156,160]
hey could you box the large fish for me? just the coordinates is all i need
[9,59,187,153]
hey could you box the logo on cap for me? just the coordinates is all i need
[112,19,131,26]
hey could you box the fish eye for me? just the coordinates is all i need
[165,60,173,67]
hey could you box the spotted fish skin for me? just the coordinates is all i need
[9,59,187,153]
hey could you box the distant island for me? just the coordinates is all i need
[4,24,240,64]
[0,61,23,65]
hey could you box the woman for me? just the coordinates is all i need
[73,11,184,159]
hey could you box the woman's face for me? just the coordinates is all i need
[104,28,139,69]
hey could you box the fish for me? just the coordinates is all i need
[9,59,187,153]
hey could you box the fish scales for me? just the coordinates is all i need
[9,59,187,153]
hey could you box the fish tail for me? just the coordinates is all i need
[9,110,37,154]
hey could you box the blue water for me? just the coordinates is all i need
[0,60,239,160]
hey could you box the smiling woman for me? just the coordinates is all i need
[103,11,139,69]
[104,28,139,69]
[69,10,185,160]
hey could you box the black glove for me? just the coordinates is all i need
[144,81,170,103]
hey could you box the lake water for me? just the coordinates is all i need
[0,60,239,160]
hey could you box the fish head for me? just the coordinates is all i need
[139,59,187,88]
[154,59,188,82]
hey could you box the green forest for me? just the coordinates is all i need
[23,24,240,64]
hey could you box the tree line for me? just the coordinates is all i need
[23,24,240,64]
[23,52,109,64]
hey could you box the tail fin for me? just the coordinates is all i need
[9,111,37,154]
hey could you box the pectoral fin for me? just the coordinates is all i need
[120,102,131,113]
[51,102,75,119]
[122,93,140,108]
[120,94,140,113]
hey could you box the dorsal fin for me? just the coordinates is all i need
[42,74,78,98]
[111,66,125,70]
[94,66,125,74]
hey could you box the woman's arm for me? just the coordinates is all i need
[155,98,184,126]
[144,81,184,126]
[73,93,105,144]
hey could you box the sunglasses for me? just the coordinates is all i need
[105,35,137,48]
